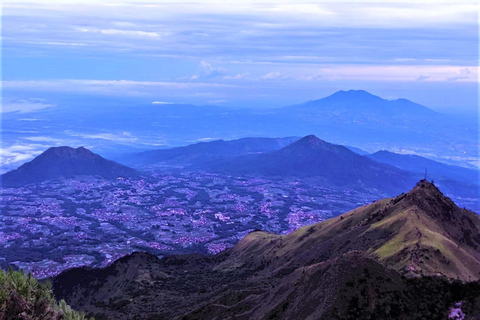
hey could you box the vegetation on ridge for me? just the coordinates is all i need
[0,268,93,320]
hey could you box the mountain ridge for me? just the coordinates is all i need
[119,136,300,169]
[213,135,415,195]
[221,180,480,281]
[51,181,480,319]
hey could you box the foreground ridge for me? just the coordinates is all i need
[51,181,480,320]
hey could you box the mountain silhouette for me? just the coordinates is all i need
[214,135,415,194]
[286,90,437,117]
[1,146,137,187]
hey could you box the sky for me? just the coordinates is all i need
[2,0,479,113]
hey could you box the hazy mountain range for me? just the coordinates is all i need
[211,135,413,194]
[120,136,300,169]
[2,134,478,209]
[51,181,480,320]
[3,90,478,172]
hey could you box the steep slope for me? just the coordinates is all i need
[52,181,480,320]
[221,180,480,281]
[184,251,480,320]
[120,137,300,169]
[53,252,252,320]
[215,135,415,194]
[1,146,137,187]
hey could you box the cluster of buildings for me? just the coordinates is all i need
[0,171,377,278]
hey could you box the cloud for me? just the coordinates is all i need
[209,99,228,104]
[75,27,166,38]
[2,0,478,111]
[223,72,250,80]
[302,65,478,82]
[3,79,238,97]
[261,72,285,80]
[1,98,55,113]
[24,41,88,46]
[416,75,430,81]
[447,67,475,82]
[0,144,47,172]
[195,137,219,142]
[191,61,228,80]
[64,130,138,143]
[152,101,174,105]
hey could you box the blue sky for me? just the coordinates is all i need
[2,0,479,112]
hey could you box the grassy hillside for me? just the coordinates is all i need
[219,180,480,281]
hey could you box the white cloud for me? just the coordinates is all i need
[76,27,166,38]
[1,98,56,113]
[0,144,47,172]
[23,136,67,143]
[64,130,138,143]
[152,101,174,105]
[301,65,479,82]
[224,72,250,80]
[195,137,219,142]
[261,72,284,80]
[3,79,238,97]
[24,41,88,46]
[191,61,229,79]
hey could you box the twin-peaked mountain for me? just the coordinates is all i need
[283,90,438,118]
[52,181,480,320]
[1,146,137,187]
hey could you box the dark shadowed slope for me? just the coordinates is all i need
[119,137,300,168]
[52,181,480,320]
[215,135,415,194]
[1,146,137,187]
[345,145,370,155]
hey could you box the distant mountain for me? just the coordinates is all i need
[1,146,137,187]
[214,135,415,194]
[3,90,477,171]
[119,137,300,169]
[368,150,479,183]
[52,181,480,320]
[284,89,438,118]
[368,150,480,202]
